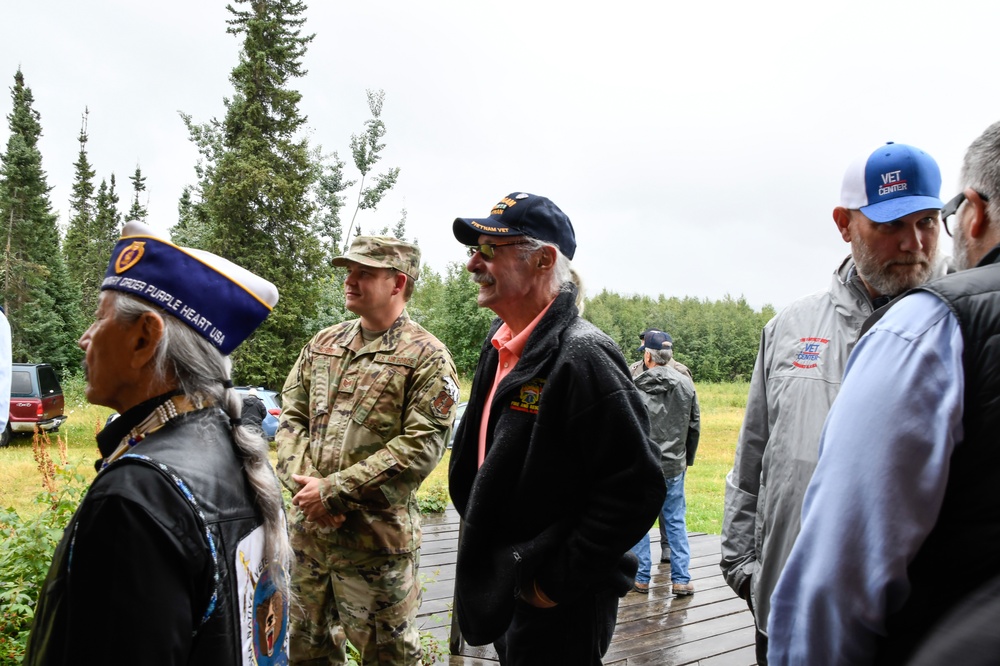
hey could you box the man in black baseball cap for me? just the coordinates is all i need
[448,191,665,664]
[453,192,577,260]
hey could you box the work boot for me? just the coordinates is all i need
[672,582,694,596]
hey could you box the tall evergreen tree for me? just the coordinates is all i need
[125,164,147,222]
[63,110,104,319]
[63,110,96,276]
[79,174,124,317]
[0,70,83,372]
[180,0,326,387]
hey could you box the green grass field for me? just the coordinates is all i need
[2,380,748,535]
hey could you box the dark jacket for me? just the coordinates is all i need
[241,393,267,432]
[877,244,1000,663]
[449,287,667,646]
[25,404,281,666]
[634,364,700,479]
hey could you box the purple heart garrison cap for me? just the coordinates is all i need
[101,221,279,355]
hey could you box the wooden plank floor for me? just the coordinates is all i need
[417,506,755,665]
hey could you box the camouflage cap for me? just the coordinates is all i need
[332,235,421,281]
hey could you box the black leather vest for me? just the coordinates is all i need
[25,409,282,665]
[877,246,1000,663]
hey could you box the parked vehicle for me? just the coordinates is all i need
[447,401,468,449]
[233,386,282,441]
[4,363,67,447]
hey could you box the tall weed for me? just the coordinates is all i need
[0,430,85,664]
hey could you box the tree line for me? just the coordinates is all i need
[0,0,774,389]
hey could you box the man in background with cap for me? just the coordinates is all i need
[628,328,692,567]
[629,328,692,381]
[276,236,459,665]
[448,192,665,664]
[628,330,700,596]
[768,122,1000,665]
[25,221,292,665]
[720,142,947,664]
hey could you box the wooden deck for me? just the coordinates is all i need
[417,507,756,665]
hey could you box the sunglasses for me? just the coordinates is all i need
[466,241,532,260]
[942,190,990,237]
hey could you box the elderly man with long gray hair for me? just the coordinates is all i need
[25,220,292,666]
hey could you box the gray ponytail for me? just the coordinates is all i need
[109,291,293,574]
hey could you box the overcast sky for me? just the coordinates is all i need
[4,0,999,311]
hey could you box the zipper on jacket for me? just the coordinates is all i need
[512,548,523,598]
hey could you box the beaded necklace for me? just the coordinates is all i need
[100,395,204,470]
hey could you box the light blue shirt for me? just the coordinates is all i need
[767,291,965,666]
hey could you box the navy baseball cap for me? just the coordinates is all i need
[840,142,943,223]
[639,330,673,352]
[453,192,577,260]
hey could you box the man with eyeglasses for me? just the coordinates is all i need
[768,124,1000,665]
[448,192,666,665]
[721,142,947,665]
[276,236,460,665]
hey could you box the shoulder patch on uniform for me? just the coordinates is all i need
[793,336,829,369]
[374,353,418,368]
[430,376,460,419]
[510,378,546,414]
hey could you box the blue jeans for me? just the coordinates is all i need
[662,470,691,584]
[629,532,653,584]
[629,470,691,585]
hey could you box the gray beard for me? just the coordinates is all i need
[952,230,974,271]
[851,238,935,297]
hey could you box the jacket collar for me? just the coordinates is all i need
[492,285,579,395]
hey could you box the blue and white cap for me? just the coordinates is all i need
[840,142,943,223]
[101,221,278,355]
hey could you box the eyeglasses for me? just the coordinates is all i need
[942,190,990,237]
[466,241,532,260]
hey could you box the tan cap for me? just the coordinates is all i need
[332,235,421,281]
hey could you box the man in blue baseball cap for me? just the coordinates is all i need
[721,142,948,665]
[768,122,1000,664]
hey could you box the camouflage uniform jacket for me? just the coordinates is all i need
[277,310,459,554]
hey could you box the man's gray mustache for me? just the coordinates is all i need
[471,272,494,286]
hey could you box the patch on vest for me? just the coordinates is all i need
[793,337,829,369]
[237,527,289,664]
[510,379,545,414]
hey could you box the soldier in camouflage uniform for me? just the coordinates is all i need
[276,236,460,666]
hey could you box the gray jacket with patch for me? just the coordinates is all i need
[720,255,876,636]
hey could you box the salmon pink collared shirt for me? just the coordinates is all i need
[477,299,556,467]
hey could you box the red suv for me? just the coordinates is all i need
[3,363,67,446]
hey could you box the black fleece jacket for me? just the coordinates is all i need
[449,287,667,646]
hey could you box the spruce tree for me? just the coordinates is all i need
[180,0,326,387]
[63,111,96,257]
[0,70,83,372]
[63,110,102,319]
[125,164,147,222]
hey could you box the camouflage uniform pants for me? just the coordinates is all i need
[288,531,422,666]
